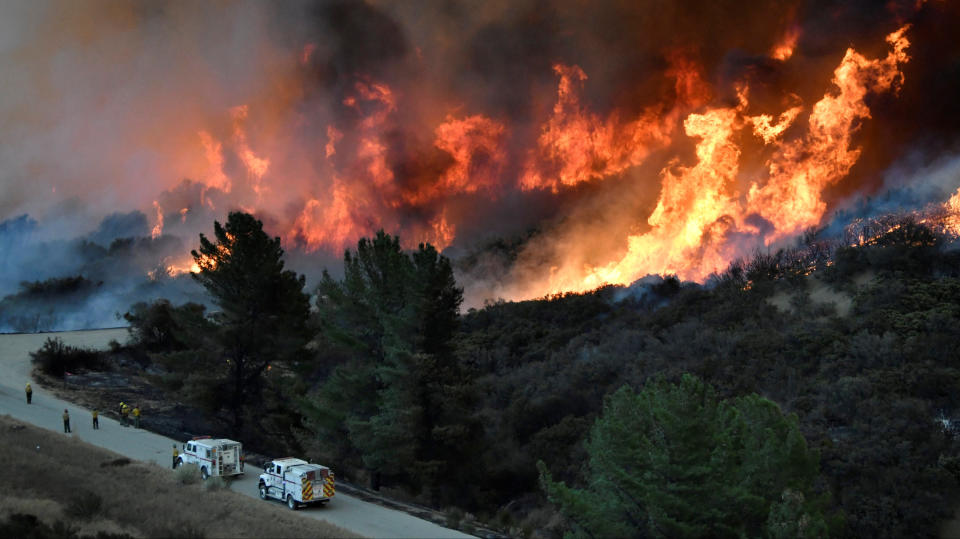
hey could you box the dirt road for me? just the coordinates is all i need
[0,328,472,539]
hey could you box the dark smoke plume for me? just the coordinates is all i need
[2,0,960,324]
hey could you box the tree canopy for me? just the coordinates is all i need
[190,211,311,434]
[539,375,827,538]
[301,231,477,500]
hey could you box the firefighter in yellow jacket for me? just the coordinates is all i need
[172,444,179,469]
[132,406,141,428]
[25,383,32,404]
[62,409,71,433]
[92,410,99,430]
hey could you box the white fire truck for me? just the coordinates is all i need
[175,436,244,480]
[258,457,335,510]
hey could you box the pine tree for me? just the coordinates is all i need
[190,211,310,435]
[302,231,477,501]
[539,375,827,538]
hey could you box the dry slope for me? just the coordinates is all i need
[0,414,357,538]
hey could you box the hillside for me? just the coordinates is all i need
[451,221,960,536]
[24,219,960,537]
[0,414,355,539]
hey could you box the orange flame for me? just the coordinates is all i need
[191,234,232,274]
[573,106,742,291]
[346,81,396,190]
[740,86,803,143]
[519,64,678,192]
[771,27,800,61]
[424,208,456,251]
[397,114,509,206]
[945,188,960,235]
[168,24,913,302]
[231,105,270,196]
[151,200,164,239]
[746,25,911,243]
[517,25,912,297]
[165,257,202,276]
[293,179,371,251]
[198,130,231,191]
[325,125,342,159]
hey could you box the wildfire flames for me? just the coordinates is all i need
[948,190,960,235]
[531,26,915,296]
[6,1,960,304]
[147,23,942,297]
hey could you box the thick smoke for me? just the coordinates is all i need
[0,210,202,332]
[2,0,960,326]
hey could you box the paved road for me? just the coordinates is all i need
[0,328,471,539]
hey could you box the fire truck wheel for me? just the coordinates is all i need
[259,483,267,500]
[201,467,209,481]
[287,495,297,510]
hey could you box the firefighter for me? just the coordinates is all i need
[133,406,141,428]
[92,410,99,430]
[62,409,71,433]
[120,403,129,427]
[172,444,179,469]
[25,383,32,404]
[240,452,244,472]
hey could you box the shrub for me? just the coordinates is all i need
[65,490,102,520]
[123,300,208,353]
[151,522,206,539]
[30,338,104,376]
[174,463,200,485]
[0,513,80,539]
[202,477,227,492]
[445,507,464,530]
[21,276,98,297]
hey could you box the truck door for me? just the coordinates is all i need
[221,445,235,473]
[275,465,284,494]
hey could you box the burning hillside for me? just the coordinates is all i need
[3,1,960,308]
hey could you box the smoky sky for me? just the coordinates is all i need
[1,0,959,309]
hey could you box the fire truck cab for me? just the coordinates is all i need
[258,457,335,510]
[176,436,243,480]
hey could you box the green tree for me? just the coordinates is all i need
[191,211,311,435]
[539,375,826,538]
[124,299,209,352]
[302,231,476,502]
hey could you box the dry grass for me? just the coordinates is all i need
[0,415,357,538]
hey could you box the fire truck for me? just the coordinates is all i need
[258,457,335,510]
[175,436,244,480]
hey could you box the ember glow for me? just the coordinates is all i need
[771,27,801,61]
[3,1,960,306]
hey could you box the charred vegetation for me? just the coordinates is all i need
[30,215,960,537]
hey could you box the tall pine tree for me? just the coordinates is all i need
[302,231,477,502]
[191,211,311,435]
